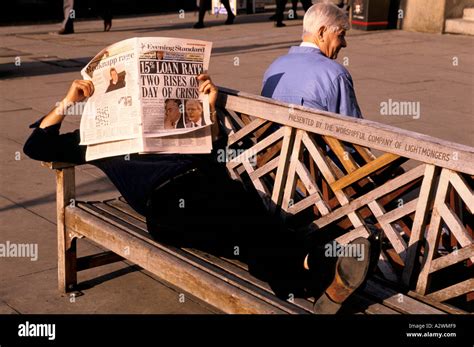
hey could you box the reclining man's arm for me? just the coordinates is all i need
[23,80,94,164]
[40,80,94,129]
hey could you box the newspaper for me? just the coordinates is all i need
[79,37,213,161]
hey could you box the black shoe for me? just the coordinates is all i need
[225,13,235,25]
[193,22,205,29]
[275,22,286,27]
[57,28,74,35]
[312,237,371,314]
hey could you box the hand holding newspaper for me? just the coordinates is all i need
[79,37,213,161]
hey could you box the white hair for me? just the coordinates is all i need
[302,1,350,37]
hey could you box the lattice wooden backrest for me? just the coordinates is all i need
[216,87,474,307]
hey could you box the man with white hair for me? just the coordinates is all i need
[262,2,362,118]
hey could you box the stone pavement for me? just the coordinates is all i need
[0,10,473,314]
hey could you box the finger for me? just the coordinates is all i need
[76,82,92,97]
[84,80,95,96]
[202,84,214,95]
[197,73,211,84]
[78,80,94,97]
[199,80,211,92]
[200,83,210,94]
[205,83,218,94]
[77,83,90,98]
[199,80,213,89]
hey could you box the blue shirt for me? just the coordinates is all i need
[261,46,362,118]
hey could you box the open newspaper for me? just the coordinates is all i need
[79,37,213,161]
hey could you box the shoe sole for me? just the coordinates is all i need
[313,237,371,314]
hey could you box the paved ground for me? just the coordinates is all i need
[0,10,473,314]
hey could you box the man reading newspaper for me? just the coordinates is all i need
[24,36,378,314]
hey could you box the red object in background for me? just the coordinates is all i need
[351,0,391,31]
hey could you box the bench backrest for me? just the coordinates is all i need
[216,87,474,302]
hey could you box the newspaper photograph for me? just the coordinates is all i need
[78,37,213,161]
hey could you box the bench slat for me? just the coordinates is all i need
[106,199,146,222]
[341,294,401,315]
[363,280,446,314]
[184,248,314,313]
[407,291,468,315]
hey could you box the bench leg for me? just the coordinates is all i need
[56,168,77,293]
[58,230,77,293]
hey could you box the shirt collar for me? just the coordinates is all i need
[300,42,319,49]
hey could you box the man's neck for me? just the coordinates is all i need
[301,34,319,49]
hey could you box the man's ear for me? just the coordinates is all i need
[317,26,327,41]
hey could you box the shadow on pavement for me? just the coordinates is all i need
[0,176,117,213]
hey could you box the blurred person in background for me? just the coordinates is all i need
[58,0,113,35]
[194,0,235,28]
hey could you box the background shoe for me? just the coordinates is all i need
[193,22,205,29]
[104,20,112,32]
[313,237,371,314]
[225,13,235,25]
[57,28,74,35]
[275,22,286,27]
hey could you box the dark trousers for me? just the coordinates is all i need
[89,0,113,22]
[145,158,331,298]
[61,0,74,31]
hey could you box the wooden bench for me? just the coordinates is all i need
[44,88,474,314]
